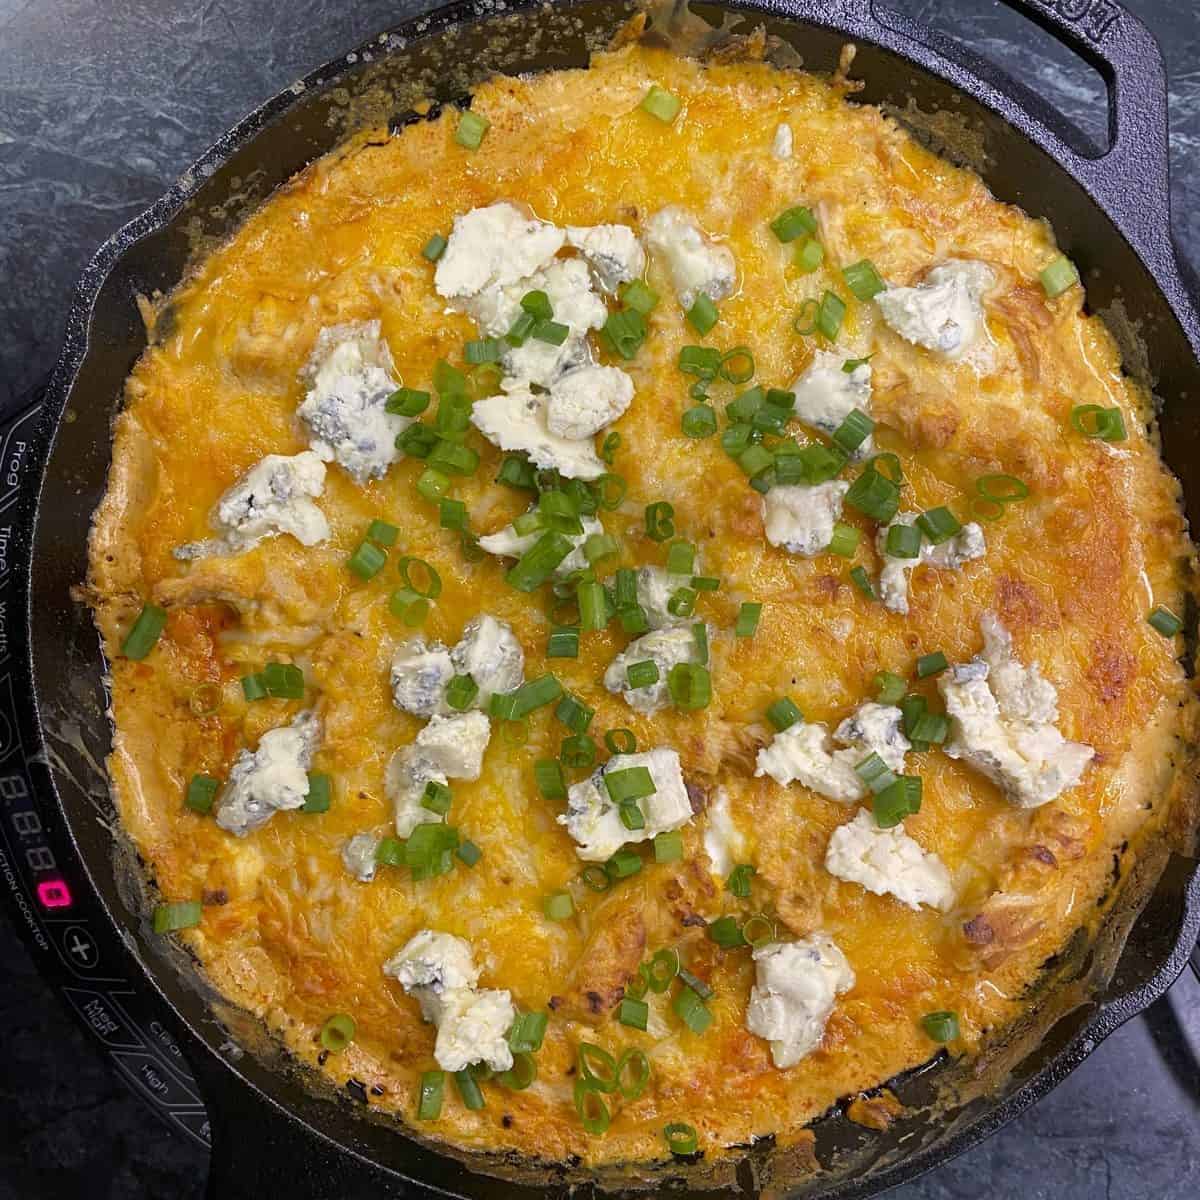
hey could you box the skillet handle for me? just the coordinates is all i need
[837,0,1174,276]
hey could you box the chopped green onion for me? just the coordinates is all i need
[1039,254,1079,298]
[735,602,763,638]
[505,531,574,592]
[605,728,637,755]
[687,294,720,336]
[1148,606,1183,637]
[505,311,536,346]
[121,604,167,660]
[605,766,655,804]
[617,996,649,1031]
[397,423,439,458]
[855,752,897,794]
[605,847,643,879]
[850,564,877,600]
[561,734,597,769]
[262,661,305,698]
[679,345,722,377]
[578,579,609,632]
[427,440,479,477]
[241,672,267,701]
[742,914,775,947]
[667,587,697,618]
[504,674,563,719]
[770,205,818,243]
[720,346,755,384]
[976,474,1030,503]
[842,259,886,301]
[1071,404,1127,442]
[827,522,860,558]
[616,1047,650,1099]
[454,110,489,150]
[726,863,755,898]
[454,1068,485,1110]
[909,711,949,744]
[581,864,612,892]
[738,444,775,479]
[415,467,452,503]
[665,540,695,575]
[497,455,538,491]
[547,625,580,658]
[319,1013,356,1053]
[184,774,220,815]
[620,279,659,314]
[874,671,906,705]
[584,533,619,566]
[544,890,574,921]
[420,234,447,263]
[832,408,875,454]
[795,443,847,485]
[421,780,452,816]
[767,697,802,731]
[843,356,873,372]
[816,290,847,340]
[396,556,442,598]
[556,693,595,734]
[152,900,202,934]
[708,915,748,948]
[532,319,569,346]
[594,472,626,511]
[916,651,948,678]
[795,237,824,273]
[886,523,922,559]
[720,422,754,458]
[375,836,405,867]
[388,590,430,625]
[464,337,503,365]
[496,1051,537,1091]
[654,829,684,863]
[439,498,468,532]
[668,662,711,710]
[641,84,682,123]
[387,387,431,416]
[507,1010,549,1053]
[921,1010,960,1042]
[681,404,718,438]
[794,298,820,336]
[664,1122,699,1155]
[873,775,923,827]
[366,519,399,546]
[456,839,482,867]
[644,501,675,542]
[619,799,646,831]
[347,539,387,579]
[417,1070,444,1119]
[726,386,765,423]
[626,659,661,690]
[646,948,680,992]
[692,575,720,592]
[578,1043,619,1092]
[846,463,901,523]
[602,307,647,359]
[574,1079,610,1135]
[917,507,962,544]
[520,289,553,319]
[692,622,709,666]
[300,772,332,814]
[672,986,713,1034]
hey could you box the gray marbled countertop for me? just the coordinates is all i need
[1,1,1199,1196]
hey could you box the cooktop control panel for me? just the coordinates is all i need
[0,392,212,1151]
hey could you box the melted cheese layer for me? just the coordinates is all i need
[88,44,1195,1170]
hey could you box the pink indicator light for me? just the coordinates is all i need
[37,879,73,909]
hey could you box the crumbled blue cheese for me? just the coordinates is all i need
[384,929,515,1073]
[434,201,564,299]
[215,710,321,836]
[341,832,381,883]
[559,747,693,861]
[763,480,850,558]
[635,565,695,631]
[703,785,747,879]
[545,365,634,440]
[755,703,910,802]
[938,613,1094,808]
[771,123,794,159]
[876,512,987,615]
[390,637,455,717]
[386,711,492,836]
[644,206,736,311]
[176,451,330,559]
[876,259,995,358]
[745,935,855,1068]
[471,387,606,480]
[450,614,525,706]
[603,625,708,715]
[824,809,956,911]
[297,320,409,483]
[477,512,602,576]
[565,223,647,293]
[790,351,873,457]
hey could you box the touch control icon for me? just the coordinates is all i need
[60,925,99,970]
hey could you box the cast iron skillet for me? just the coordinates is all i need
[15,0,1200,1196]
